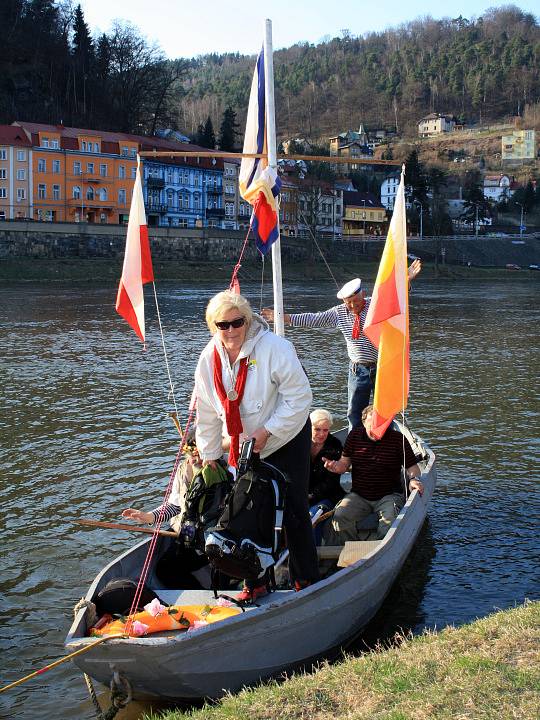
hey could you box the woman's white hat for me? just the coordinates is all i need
[336,278,362,299]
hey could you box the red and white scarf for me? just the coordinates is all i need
[213,346,249,468]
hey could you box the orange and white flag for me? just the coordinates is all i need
[363,166,409,439]
[115,159,154,342]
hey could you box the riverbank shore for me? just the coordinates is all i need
[1,257,538,283]
[148,601,539,720]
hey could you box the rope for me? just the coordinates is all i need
[298,210,340,289]
[74,598,98,628]
[0,634,126,694]
[259,255,266,313]
[125,404,197,633]
[229,226,253,292]
[152,281,181,420]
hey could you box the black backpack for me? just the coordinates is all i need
[180,461,233,549]
[205,440,288,583]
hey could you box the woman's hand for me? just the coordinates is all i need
[121,508,154,524]
[409,478,424,496]
[251,427,271,453]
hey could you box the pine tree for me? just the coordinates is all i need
[218,107,238,151]
[196,116,216,149]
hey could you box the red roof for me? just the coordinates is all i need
[0,125,32,147]
[12,120,223,169]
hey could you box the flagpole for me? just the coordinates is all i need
[264,19,285,337]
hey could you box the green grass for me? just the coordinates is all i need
[144,601,540,720]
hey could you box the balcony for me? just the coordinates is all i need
[147,177,165,189]
[206,207,225,218]
[206,188,222,196]
[146,203,168,214]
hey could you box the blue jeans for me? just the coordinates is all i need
[309,500,333,546]
[347,362,376,430]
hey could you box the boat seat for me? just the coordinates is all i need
[317,540,380,567]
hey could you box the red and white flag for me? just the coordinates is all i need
[115,159,154,342]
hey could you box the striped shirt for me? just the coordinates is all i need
[289,301,378,364]
[343,426,416,500]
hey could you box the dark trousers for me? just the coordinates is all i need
[266,419,320,584]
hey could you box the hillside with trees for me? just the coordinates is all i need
[0,2,538,145]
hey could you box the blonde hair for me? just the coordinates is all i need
[205,290,253,333]
[310,408,333,427]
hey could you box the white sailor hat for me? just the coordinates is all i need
[336,278,362,299]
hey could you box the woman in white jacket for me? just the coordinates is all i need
[195,290,319,600]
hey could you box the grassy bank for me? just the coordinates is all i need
[147,601,539,720]
[0,257,538,283]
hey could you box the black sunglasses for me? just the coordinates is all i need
[215,317,246,331]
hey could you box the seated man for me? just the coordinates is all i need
[322,405,423,542]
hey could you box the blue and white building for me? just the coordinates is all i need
[143,157,224,228]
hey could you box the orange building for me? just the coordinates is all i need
[12,122,141,223]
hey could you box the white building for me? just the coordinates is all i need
[380,172,401,210]
[418,113,457,138]
[483,174,513,203]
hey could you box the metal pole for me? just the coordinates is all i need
[475,204,478,239]
[264,19,285,337]
[420,204,423,240]
[520,204,524,240]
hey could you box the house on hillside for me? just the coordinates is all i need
[483,174,513,204]
[380,172,401,211]
[418,113,457,138]
[501,130,536,162]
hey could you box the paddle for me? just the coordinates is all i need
[74,519,178,537]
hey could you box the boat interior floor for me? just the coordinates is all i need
[156,587,294,610]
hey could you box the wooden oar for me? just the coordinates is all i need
[75,519,178,537]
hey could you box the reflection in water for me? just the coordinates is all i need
[1,278,538,720]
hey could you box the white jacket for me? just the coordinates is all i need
[194,314,312,461]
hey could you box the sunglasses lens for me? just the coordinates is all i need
[216,317,245,330]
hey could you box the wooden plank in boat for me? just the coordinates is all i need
[338,541,380,567]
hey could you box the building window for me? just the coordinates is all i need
[73,186,81,199]
[119,165,126,179]
[0,169,6,179]
[52,185,60,200]
[131,167,136,179]
[99,188,107,201]
[38,184,46,199]
[38,159,46,172]
[51,139,59,149]
[87,162,95,174]
[42,137,49,148]
[100,164,107,177]
[86,187,94,200]
[0,188,6,198]
[121,146,128,157]
[46,210,54,221]
[17,150,26,161]
[118,189,126,204]
[73,161,81,175]
[100,213,107,223]
[0,149,6,160]
[130,148,136,157]
[81,141,87,151]
[193,194,200,210]
[225,202,234,216]
[52,160,60,173]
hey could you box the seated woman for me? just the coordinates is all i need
[308,409,345,543]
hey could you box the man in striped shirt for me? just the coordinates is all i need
[322,405,423,540]
[262,260,421,430]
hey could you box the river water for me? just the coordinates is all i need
[1,277,538,719]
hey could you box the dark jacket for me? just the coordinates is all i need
[308,433,345,506]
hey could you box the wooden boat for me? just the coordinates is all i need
[65,421,435,701]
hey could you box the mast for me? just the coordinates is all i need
[264,19,285,337]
